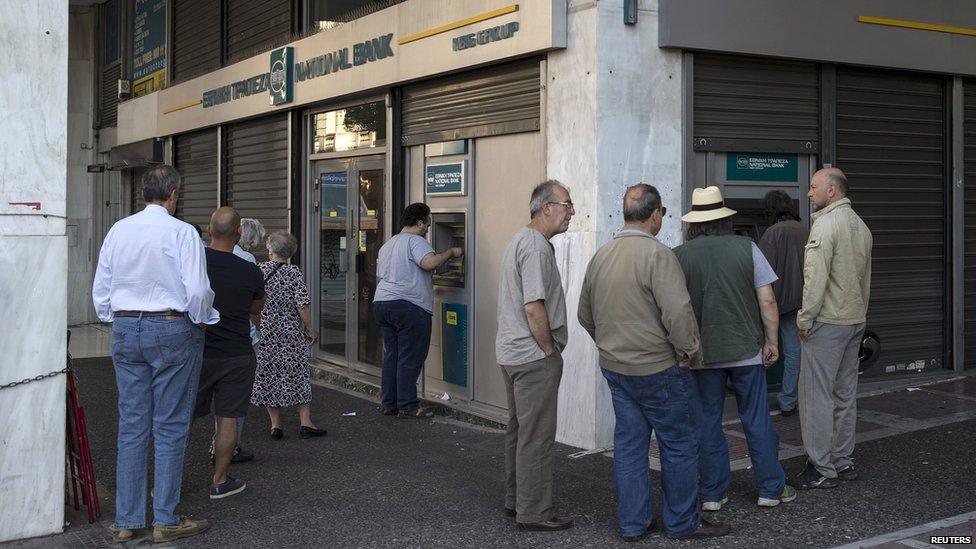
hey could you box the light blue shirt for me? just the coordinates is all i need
[233,244,261,346]
[373,233,435,313]
[92,204,219,325]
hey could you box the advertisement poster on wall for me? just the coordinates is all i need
[132,0,167,97]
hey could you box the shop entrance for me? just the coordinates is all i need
[312,155,385,375]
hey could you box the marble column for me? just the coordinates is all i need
[547,0,685,449]
[0,0,68,542]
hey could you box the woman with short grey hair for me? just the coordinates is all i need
[236,218,266,259]
[250,231,326,439]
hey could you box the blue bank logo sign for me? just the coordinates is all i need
[269,47,293,106]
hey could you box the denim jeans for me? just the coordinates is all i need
[111,315,204,528]
[373,300,432,412]
[777,310,802,412]
[602,366,701,537]
[693,364,786,501]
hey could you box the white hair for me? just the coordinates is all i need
[529,179,569,218]
[239,218,266,251]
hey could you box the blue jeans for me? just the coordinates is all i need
[777,311,801,412]
[111,316,204,528]
[373,300,432,412]
[602,366,701,537]
[693,364,786,501]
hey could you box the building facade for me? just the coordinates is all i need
[70,0,976,450]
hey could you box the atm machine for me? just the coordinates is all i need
[407,140,474,402]
[692,151,814,384]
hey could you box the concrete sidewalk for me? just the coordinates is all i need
[5,357,975,548]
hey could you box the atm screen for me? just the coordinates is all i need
[431,213,465,288]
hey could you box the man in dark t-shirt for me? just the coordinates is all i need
[194,207,265,500]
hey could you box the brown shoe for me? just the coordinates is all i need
[153,516,210,543]
[107,524,133,543]
[517,516,574,531]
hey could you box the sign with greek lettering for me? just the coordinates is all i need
[726,153,798,182]
[426,162,465,196]
[132,0,166,96]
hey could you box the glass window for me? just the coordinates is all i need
[307,0,382,31]
[312,101,386,154]
[103,0,121,65]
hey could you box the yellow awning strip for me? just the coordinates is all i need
[162,99,203,114]
[397,4,519,45]
[858,15,976,38]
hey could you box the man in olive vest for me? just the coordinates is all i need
[793,168,873,490]
[674,186,796,511]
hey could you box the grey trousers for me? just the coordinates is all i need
[501,354,563,524]
[798,321,865,477]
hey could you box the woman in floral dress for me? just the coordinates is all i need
[251,232,326,440]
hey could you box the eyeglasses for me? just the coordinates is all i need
[659,206,668,216]
[547,200,575,209]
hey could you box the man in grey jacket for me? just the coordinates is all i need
[793,168,873,490]
[578,184,730,541]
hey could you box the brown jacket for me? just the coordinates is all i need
[577,229,701,376]
[758,219,809,315]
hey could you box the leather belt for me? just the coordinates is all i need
[115,310,187,319]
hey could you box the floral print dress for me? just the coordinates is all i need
[251,262,313,407]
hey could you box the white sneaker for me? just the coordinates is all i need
[758,485,797,507]
[701,497,728,511]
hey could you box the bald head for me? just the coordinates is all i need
[809,167,849,211]
[209,207,242,239]
[623,184,661,222]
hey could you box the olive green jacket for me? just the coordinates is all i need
[797,198,873,331]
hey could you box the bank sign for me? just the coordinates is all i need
[202,35,394,109]
[726,153,798,182]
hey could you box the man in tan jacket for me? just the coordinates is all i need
[578,184,730,541]
[793,167,873,490]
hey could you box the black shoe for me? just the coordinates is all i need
[231,447,254,463]
[780,407,798,417]
[668,519,731,539]
[270,428,283,440]
[622,523,655,542]
[380,406,398,416]
[792,462,838,490]
[517,516,573,531]
[299,425,327,439]
[836,465,858,481]
[504,507,516,518]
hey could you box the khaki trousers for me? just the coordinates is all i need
[798,321,865,477]
[501,354,563,524]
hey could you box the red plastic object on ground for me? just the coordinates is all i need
[65,337,101,523]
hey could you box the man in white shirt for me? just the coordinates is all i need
[92,165,218,544]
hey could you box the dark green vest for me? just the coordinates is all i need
[673,234,763,365]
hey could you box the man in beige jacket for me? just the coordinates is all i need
[793,167,873,490]
[578,184,730,542]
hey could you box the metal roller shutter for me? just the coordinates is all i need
[172,0,221,83]
[174,129,219,233]
[964,80,976,368]
[693,54,819,153]
[836,67,947,374]
[99,62,121,128]
[401,59,541,146]
[224,114,289,261]
[225,0,292,65]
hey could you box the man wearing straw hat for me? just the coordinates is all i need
[673,186,796,511]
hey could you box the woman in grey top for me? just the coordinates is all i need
[372,203,462,417]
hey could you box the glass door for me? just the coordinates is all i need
[312,156,385,374]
